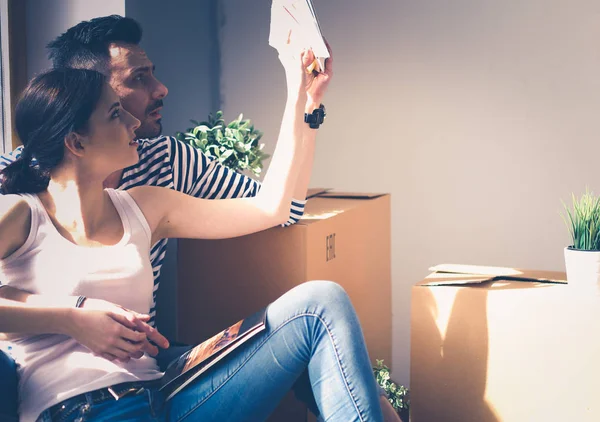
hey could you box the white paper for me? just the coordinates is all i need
[269,0,329,72]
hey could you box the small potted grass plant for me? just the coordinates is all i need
[561,189,600,286]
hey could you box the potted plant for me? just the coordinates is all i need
[175,111,270,177]
[561,189,600,286]
[373,359,410,421]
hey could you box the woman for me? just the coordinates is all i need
[0,46,386,421]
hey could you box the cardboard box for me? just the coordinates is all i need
[411,265,600,422]
[177,189,391,421]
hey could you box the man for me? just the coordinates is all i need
[0,14,310,421]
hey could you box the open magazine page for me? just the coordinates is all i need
[160,307,268,401]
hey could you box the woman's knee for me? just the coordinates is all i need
[304,280,347,299]
[291,280,354,314]
[270,281,357,326]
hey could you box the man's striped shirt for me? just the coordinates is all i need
[0,136,306,326]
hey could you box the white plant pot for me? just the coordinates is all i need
[564,246,600,287]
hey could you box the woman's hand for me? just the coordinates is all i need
[277,31,333,108]
[67,298,170,362]
[303,40,333,109]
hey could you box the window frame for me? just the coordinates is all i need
[0,0,12,154]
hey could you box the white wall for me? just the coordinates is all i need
[26,0,125,78]
[220,0,600,386]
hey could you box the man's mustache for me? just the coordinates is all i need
[146,100,164,115]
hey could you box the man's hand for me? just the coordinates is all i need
[68,298,169,362]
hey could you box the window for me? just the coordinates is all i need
[0,0,12,154]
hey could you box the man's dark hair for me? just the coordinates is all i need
[47,15,142,71]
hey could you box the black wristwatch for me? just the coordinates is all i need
[304,104,326,129]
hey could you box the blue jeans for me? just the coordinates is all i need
[36,281,383,422]
[0,349,18,422]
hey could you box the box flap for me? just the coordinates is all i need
[317,191,386,199]
[429,263,524,276]
[418,264,567,286]
[306,188,332,199]
[297,190,388,225]
[418,272,495,286]
[298,197,358,225]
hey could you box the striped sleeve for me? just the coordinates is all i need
[0,146,24,181]
[167,137,305,224]
[168,136,258,199]
[282,199,306,227]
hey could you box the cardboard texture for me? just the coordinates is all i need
[177,191,391,422]
[410,266,600,422]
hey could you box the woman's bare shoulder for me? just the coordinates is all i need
[0,194,31,217]
[0,194,33,260]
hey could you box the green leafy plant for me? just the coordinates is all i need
[175,111,270,177]
[373,359,410,418]
[561,188,600,250]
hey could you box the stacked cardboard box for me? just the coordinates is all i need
[411,265,600,422]
[177,189,392,421]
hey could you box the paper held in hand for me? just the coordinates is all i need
[269,0,329,73]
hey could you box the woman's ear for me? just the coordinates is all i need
[64,132,86,157]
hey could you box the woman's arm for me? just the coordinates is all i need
[0,286,169,360]
[0,298,147,362]
[0,297,71,334]
[0,294,169,362]
[132,49,332,243]
[289,41,333,202]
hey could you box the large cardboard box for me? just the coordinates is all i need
[177,189,391,421]
[411,265,600,422]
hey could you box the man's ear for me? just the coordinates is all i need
[64,132,86,158]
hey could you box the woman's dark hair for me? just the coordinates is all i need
[0,68,106,194]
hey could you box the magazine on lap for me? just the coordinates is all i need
[159,307,268,401]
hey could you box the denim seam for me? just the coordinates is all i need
[316,314,366,421]
[176,312,366,422]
